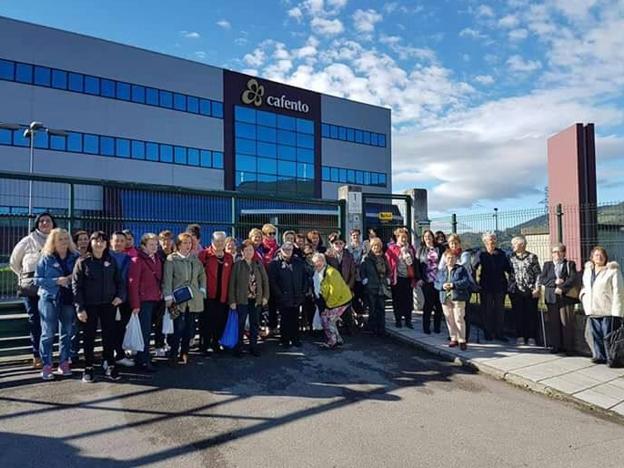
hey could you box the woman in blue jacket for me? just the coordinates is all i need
[435,250,471,350]
[34,228,79,380]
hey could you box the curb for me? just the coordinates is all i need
[385,328,624,423]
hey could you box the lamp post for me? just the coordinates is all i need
[1,121,68,230]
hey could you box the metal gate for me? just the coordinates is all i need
[361,192,412,242]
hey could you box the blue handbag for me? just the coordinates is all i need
[219,308,239,349]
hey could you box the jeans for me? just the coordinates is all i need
[367,293,386,335]
[136,301,156,365]
[589,316,622,362]
[23,295,41,358]
[237,301,259,351]
[38,298,75,367]
[82,304,116,368]
[422,281,443,333]
[168,309,194,358]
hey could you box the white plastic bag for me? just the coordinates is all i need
[312,306,323,331]
[123,314,144,352]
[162,310,174,335]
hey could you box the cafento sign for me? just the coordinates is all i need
[241,78,310,114]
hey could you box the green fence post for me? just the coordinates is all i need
[556,203,563,244]
[451,213,457,234]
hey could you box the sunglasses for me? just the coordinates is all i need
[267,232,276,236]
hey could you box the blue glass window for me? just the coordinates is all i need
[211,101,224,118]
[277,115,296,131]
[236,154,256,172]
[347,169,356,183]
[101,79,116,98]
[297,118,314,135]
[362,131,371,145]
[347,128,355,142]
[15,63,33,84]
[257,126,277,143]
[235,106,256,123]
[330,167,339,182]
[84,134,99,154]
[0,128,12,145]
[159,90,173,109]
[160,144,173,162]
[379,173,387,186]
[371,173,379,185]
[34,131,48,149]
[277,129,296,146]
[13,130,29,147]
[174,146,187,164]
[49,134,66,151]
[131,85,145,103]
[212,151,223,168]
[236,122,256,139]
[131,140,145,159]
[51,69,67,89]
[199,99,211,116]
[379,134,386,147]
[200,150,211,167]
[298,163,314,179]
[297,148,314,163]
[354,130,363,143]
[146,142,159,161]
[339,168,347,183]
[100,136,115,156]
[277,145,296,161]
[116,138,130,158]
[84,76,100,95]
[145,87,159,105]
[322,166,330,181]
[236,138,256,155]
[321,123,330,138]
[330,125,338,139]
[34,66,51,86]
[68,72,84,92]
[257,158,277,175]
[297,133,314,149]
[116,82,131,101]
[257,111,276,127]
[67,132,82,153]
[356,171,363,184]
[278,161,297,177]
[188,148,199,166]
[173,93,186,111]
[363,172,370,185]
[257,142,276,158]
[338,127,347,141]
[187,96,199,113]
[0,59,14,80]
[370,133,378,146]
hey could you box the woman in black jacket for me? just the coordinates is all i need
[360,238,391,336]
[416,230,444,334]
[73,231,125,383]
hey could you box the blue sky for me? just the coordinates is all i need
[1,0,623,215]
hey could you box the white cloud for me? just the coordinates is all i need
[506,54,542,72]
[477,4,495,17]
[193,51,207,60]
[353,9,383,34]
[288,7,304,22]
[498,14,519,29]
[551,0,599,20]
[180,30,200,39]
[508,28,528,41]
[474,74,495,85]
[310,16,344,35]
[243,48,266,67]
[216,20,231,29]
[459,28,488,40]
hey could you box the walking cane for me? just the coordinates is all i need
[540,307,548,349]
[475,293,481,344]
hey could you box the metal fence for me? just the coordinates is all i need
[0,171,344,301]
[429,201,624,267]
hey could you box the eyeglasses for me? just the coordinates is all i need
[267,232,276,236]
[552,250,562,254]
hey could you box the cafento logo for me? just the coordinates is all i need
[241,78,310,113]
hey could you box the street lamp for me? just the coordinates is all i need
[1,121,68,230]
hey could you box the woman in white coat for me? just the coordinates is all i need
[580,246,624,364]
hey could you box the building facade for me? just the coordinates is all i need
[0,16,391,205]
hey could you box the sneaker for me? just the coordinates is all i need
[516,337,525,345]
[527,338,537,346]
[116,357,135,367]
[155,347,167,358]
[82,367,95,383]
[41,365,55,381]
[105,365,121,381]
[56,361,72,376]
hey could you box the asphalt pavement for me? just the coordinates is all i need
[1,334,624,467]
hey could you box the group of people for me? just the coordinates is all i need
[9,212,624,383]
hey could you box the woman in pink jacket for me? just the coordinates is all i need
[128,233,162,372]
[386,228,420,329]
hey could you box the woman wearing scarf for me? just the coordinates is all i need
[10,212,57,369]
[312,253,353,349]
[360,238,391,336]
[416,229,444,334]
[33,228,79,380]
[386,228,420,329]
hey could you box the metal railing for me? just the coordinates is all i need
[1,171,345,301]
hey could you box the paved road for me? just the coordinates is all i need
[1,334,624,467]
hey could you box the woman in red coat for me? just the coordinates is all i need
[386,228,420,329]
[198,231,234,354]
